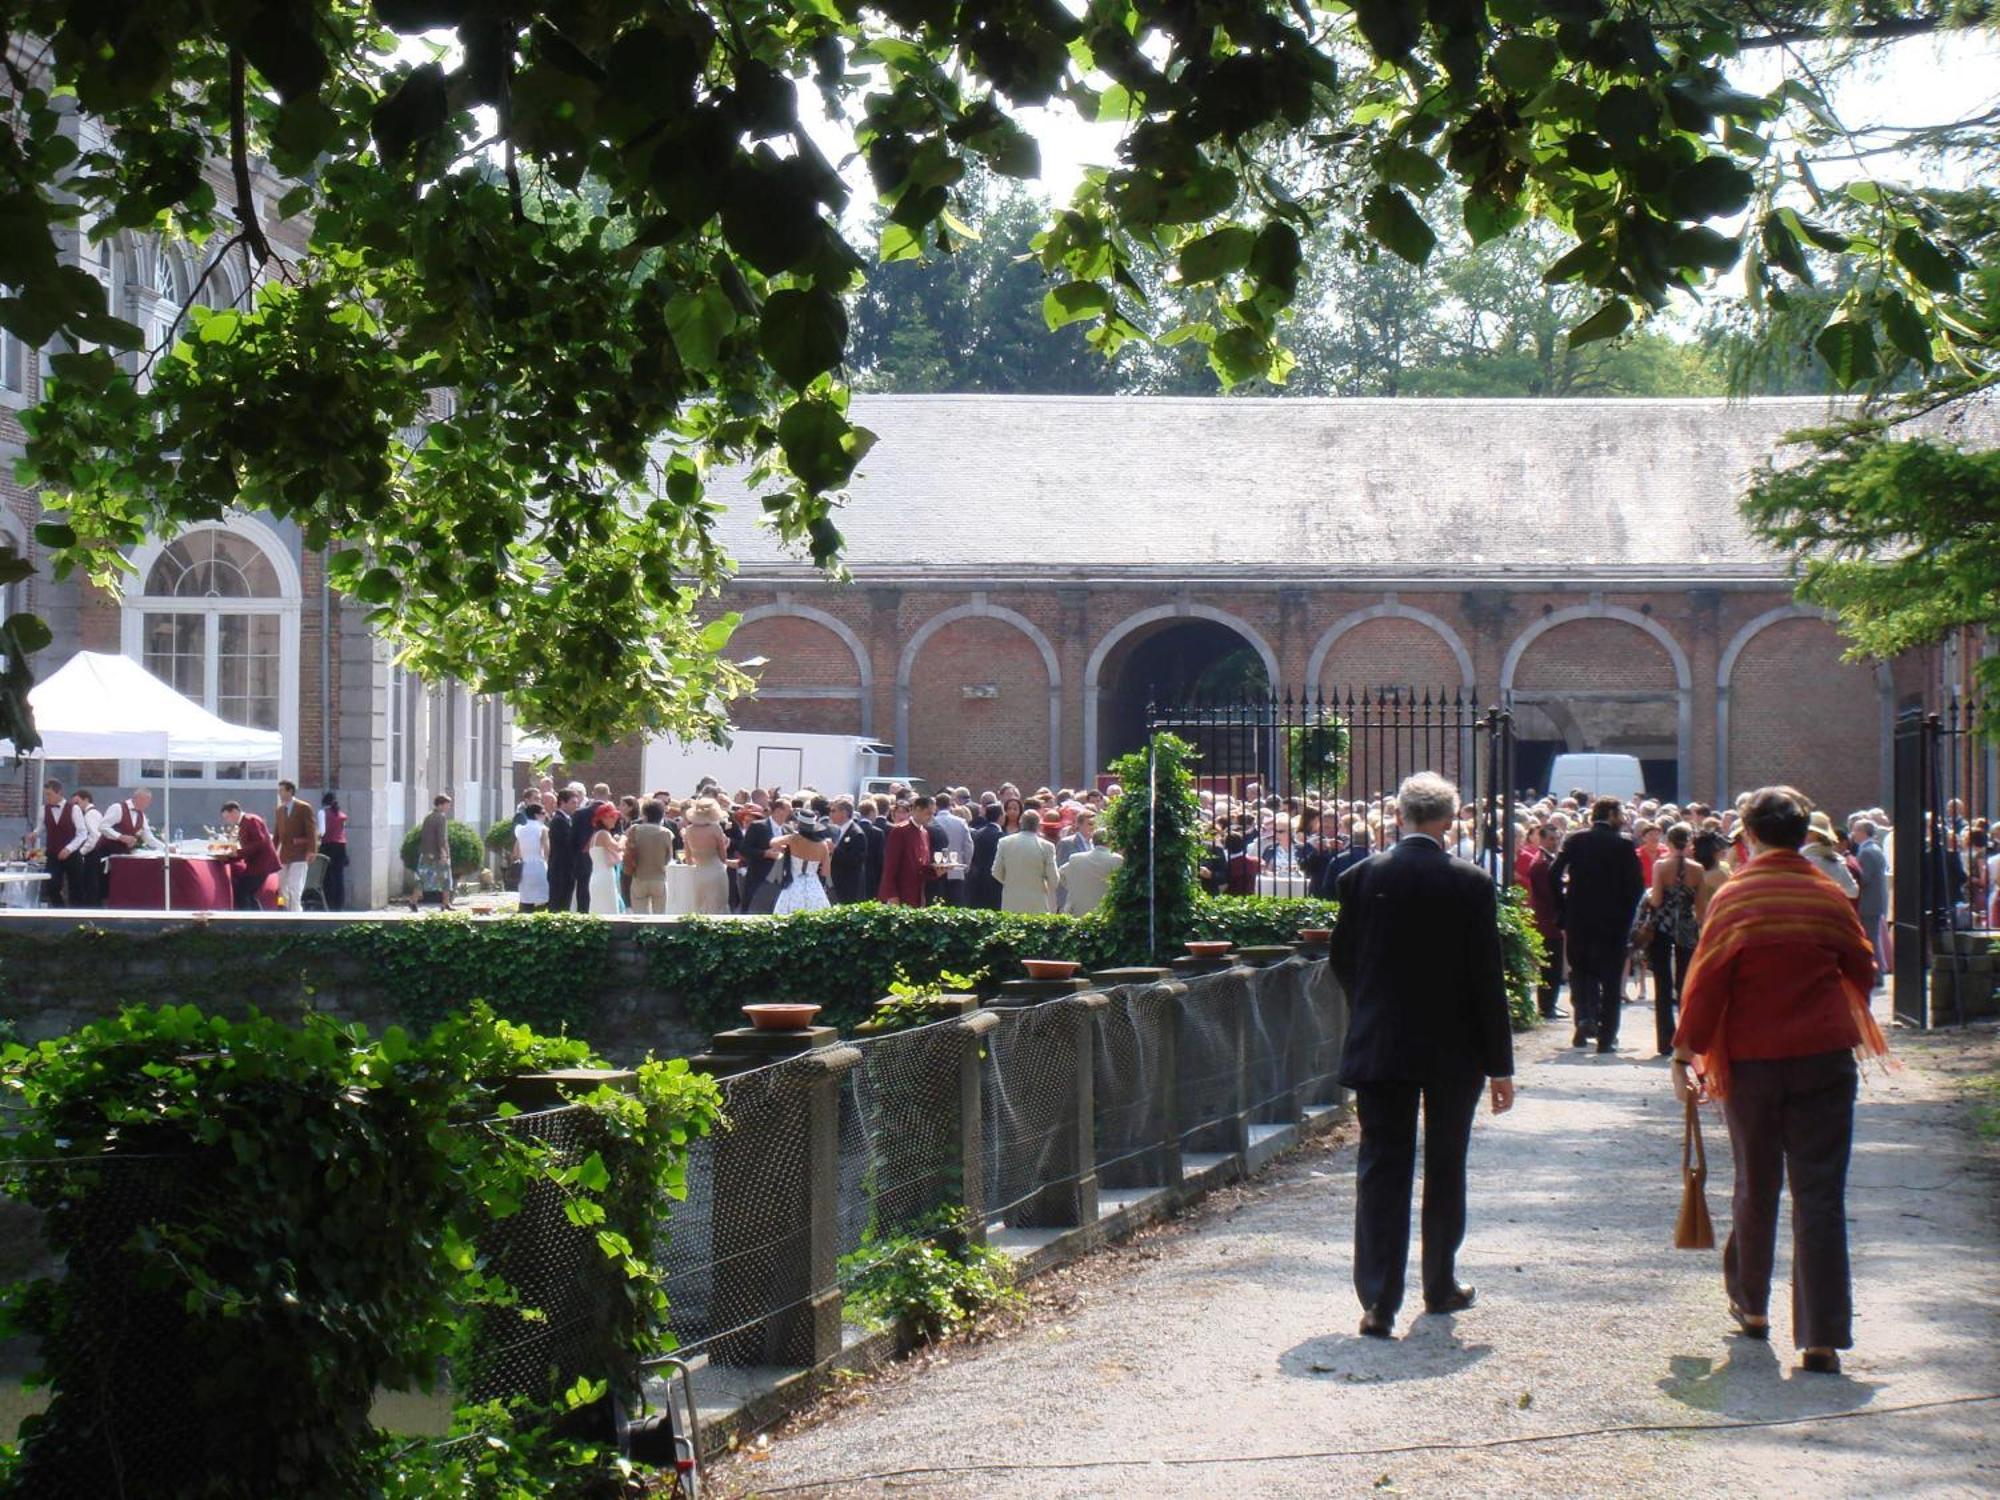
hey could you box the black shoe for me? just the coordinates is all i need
[1573,1029,1592,1048]
[1800,1349,1841,1375]
[1425,1284,1476,1315]
[1546,1007,1570,1020]
[1359,1309,1395,1339]
[1597,1041,1617,1054]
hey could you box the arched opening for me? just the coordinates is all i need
[1505,614,1685,799]
[1098,618,1271,769]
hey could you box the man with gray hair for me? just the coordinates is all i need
[1332,771,1515,1340]
[1852,817,1889,985]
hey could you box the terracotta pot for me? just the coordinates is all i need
[742,1003,822,1032]
[1298,928,1332,943]
[1020,959,1081,980]
[1185,940,1233,958]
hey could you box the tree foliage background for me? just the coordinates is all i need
[0,0,1994,751]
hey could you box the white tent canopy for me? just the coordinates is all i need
[0,650,283,763]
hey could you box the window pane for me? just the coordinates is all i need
[143,612,205,700]
[146,529,281,599]
[216,613,280,729]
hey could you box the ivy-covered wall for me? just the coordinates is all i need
[0,898,1346,1062]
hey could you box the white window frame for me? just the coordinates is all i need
[0,328,29,407]
[119,516,301,787]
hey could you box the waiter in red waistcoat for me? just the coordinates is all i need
[38,779,73,907]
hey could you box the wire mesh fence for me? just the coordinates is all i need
[2,955,1348,1468]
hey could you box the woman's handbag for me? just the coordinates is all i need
[1674,1093,1716,1250]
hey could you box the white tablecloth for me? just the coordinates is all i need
[0,869,50,908]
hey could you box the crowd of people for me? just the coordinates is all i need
[1513,789,1895,1061]
[30,776,350,911]
[502,776,1127,916]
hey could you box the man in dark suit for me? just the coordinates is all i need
[1549,794,1645,1052]
[859,796,887,900]
[545,788,579,913]
[828,797,871,903]
[738,795,790,914]
[1332,772,1515,1341]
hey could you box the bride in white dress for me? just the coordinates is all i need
[587,805,625,915]
[771,815,833,916]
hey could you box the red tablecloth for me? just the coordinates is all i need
[105,855,246,911]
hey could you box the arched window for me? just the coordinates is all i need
[122,522,300,785]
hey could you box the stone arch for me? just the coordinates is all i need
[734,601,875,737]
[1306,600,1476,694]
[1501,602,1693,797]
[1716,605,1892,810]
[1083,603,1280,779]
[897,600,1061,788]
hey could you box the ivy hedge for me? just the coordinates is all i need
[0,888,1545,1051]
[0,1003,721,1498]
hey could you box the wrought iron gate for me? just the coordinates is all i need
[1144,689,1516,906]
[1892,704,1986,1028]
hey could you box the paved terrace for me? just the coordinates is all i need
[713,1008,2000,1499]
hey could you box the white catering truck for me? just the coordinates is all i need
[639,731,907,801]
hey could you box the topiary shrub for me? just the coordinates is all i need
[485,817,520,855]
[399,818,485,878]
[1098,731,1201,961]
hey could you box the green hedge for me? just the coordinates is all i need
[631,894,1344,1036]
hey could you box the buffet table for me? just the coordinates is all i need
[105,853,242,911]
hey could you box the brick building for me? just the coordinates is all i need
[0,111,510,906]
[692,394,1998,819]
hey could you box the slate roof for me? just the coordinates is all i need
[707,394,1981,579]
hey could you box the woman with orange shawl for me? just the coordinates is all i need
[1671,786,1888,1376]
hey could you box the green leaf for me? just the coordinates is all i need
[1490,35,1559,93]
[1247,222,1304,297]
[879,221,924,263]
[759,287,848,390]
[1362,186,1436,266]
[196,310,242,345]
[1891,227,1960,293]
[1177,227,1255,285]
[1043,281,1113,330]
[574,1151,611,1193]
[1377,143,1445,195]
[1666,156,1755,221]
[778,398,862,491]
[1567,299,1633,347]
[1352,0,1421,61]
[33,522,75,549]
[355,567,400,604]
[4,614,52,654]
[1814,315,1877,388]
[1878,290,1932,367]
[1464,192,1525,246]
[666,285,736,370]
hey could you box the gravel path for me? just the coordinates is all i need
[714,1005,2000,1499]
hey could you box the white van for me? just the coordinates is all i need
[1546,752,1646,803]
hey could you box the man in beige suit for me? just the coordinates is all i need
[993,809,1060,913]
[1059,836,1124,915]
[273,779,319,910]
[624,800,675,914]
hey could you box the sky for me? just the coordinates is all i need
[801,26,2000,216]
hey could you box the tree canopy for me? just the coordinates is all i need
[0,1,1994,752]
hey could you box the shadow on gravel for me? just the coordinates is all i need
[1656,1341,1880,1420]
[1276,1324,1492,1384]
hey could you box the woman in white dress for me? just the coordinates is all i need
[587,802,626,915]
[770,814,833,916]
[514,805,551,912]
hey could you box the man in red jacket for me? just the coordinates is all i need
[38,779,73,908]
[222,801,280,911]
[877,797,935,906]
